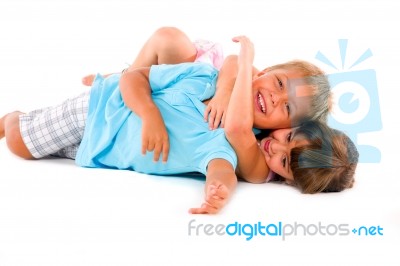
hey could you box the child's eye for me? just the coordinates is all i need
[286,132,292,142]
[285,103,290,115]
[282,156,287,168]
[278,78,283,89]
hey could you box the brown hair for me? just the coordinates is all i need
[263,60,332,124]
[290,121,358,193]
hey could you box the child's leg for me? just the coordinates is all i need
[128,26,197,70]
[1,91,89,160]
[0,111,34,159]
[82,27,197,86]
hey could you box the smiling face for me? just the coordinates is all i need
[259,128,309,183]
[252,68,315,129]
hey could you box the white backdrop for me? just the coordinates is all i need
[0,0,399,265]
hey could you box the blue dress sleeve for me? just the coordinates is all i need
[149,63,218,101]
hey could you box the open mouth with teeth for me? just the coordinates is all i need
[257,93,266,114]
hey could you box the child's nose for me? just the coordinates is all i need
[271,141,287,154]
[271,91,287,106]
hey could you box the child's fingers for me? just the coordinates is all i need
[142,138,155,155]
[205,192,226,209]
[205,198,225,211]
[232,35,247,43]
[142,135,169,162]
[152,140,169,162]
[153,142,162,162]
[189,203,219,214]
[204,187,227,209]
[162,140,169,163]
[141,138,148,155]
[142,140,155,155]
[147,142,155,152]
[209,184,229,199]
[220,113,226,128]
[204,105,211,122]
[208,193,224,201]
[207,108,217,130]
[210,109,223,130]
[232,36,240,42]
[202,202,220,214]
[188,207,208,214]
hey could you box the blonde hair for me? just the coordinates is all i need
[290,121,358,194]
[264,60,332,124]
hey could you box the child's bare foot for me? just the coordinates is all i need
[0,114,7,139]
[82,74,96,86]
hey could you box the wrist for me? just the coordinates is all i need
[214,87,232,97]
[238,61,253,73]
[140,104,161,119]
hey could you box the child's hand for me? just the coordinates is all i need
[189,183,230,214]
[203,90,231,130]
[141,111,170,163]
[82,74,96,86]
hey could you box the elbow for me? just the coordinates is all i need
[224,124,244,138]
[119,68,150,94]
[224,127,254,146]
[224,119,253,140]
[119,70,135,95]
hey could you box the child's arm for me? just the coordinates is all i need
[119,67,169,162]
[203,58,235,130]
[204,56,259,130]
[224,37,269,184]
[189,159,237,214]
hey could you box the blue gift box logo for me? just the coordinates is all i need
[316,39,382,163]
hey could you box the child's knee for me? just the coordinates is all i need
[153,27,188,48]
[154,27,181,40]
[5,113,33,159]
[152,27,195,63]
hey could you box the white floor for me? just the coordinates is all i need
[1,0,399,265]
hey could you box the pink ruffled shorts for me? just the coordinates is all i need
[193,39,224,70]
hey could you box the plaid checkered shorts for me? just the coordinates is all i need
[19,91,90,159]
